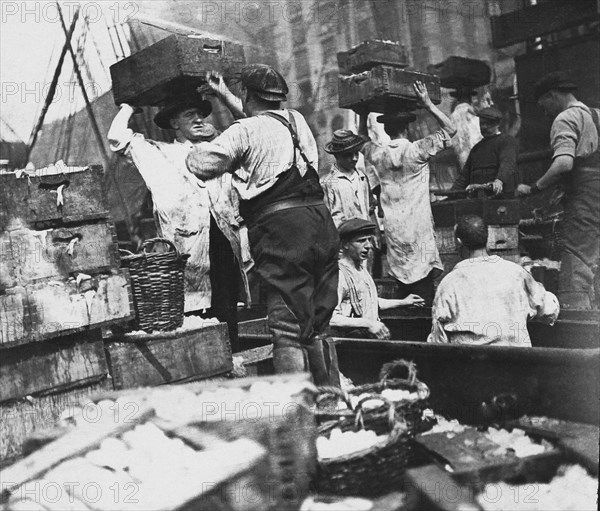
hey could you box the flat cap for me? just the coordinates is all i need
[476,106,503,121]
[338,218,377,240]
[240,64,288,101]
[533,71,577,101]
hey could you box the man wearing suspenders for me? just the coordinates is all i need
[186,64,340,385]
[517,71,600,309]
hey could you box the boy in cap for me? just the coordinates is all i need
[108,94,250,347]
[330,218,424,339]
[516,71,600,309]
[321,130,376,228]
[358,81,457,307]
[452,106,518,196]
[428,214,559,346]
[186,64,340,385]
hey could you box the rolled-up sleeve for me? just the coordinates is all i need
[524,270,560,324]
[108,127,134,153]
[186,123,247,180]
[428,282,453,343]
[550,114,578,160]
[412,129,452,163]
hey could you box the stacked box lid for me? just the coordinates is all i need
[337,40,440,112]
[110,34,246,106]
[0,165,134,347]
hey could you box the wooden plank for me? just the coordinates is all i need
[0,331,108,403]
[0,288,27,345]
[1,403,153,494]
[491,0,599,48]
[487,225,518,251]
[0,379,112,462]
[1,221,119,285]
[106,323,233,389]
[0,271,134,347]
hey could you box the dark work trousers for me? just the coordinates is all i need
[207,214,240,352]
[248,204,340,384]
[558,170,600,309]
[394,268,443,308]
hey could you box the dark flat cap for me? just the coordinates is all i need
[338,218,377,240]
[533,71,577,101]
[154,94,212,129]
[476,106,503,121]
[376,112,417,124]
[241,64,288,101]
[324,129,367,154]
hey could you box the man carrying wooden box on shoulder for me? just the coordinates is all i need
[107,93,250,349]
[358,81,457,307]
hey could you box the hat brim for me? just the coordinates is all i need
[476,114,502,121]
[340,226,377,240]
[376,114,416,124]
[154,99,213,130]
[324,139,366,154]
[533,84,577,102]
[250,90,287,102]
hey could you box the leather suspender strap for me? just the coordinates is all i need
[263,111,312,167]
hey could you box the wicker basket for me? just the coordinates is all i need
[120,238,189,332]
[316,359,431,435]
[315,397,414,497]
[350,359,431,435]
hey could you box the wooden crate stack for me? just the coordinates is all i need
[0,165,134,461]
[337,40,441,112]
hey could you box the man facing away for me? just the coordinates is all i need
[107,94,249,348]
[428,215,559,346]
[358,81,457,306]
[329,218,424,340]
[186,64,340,385]
[452,106,518,197]
[516,71,600,309]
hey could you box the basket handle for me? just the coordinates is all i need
[316,386,353,411]
[142,237,180,257]
[354,394,396,432]
[379,359,418,387]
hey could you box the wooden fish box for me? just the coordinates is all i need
[0,358,112,462]
[1,221,119,286]
[0,166,109,230]
[338,66,441,112]
[432,198,521,227]
[435,56,491,88]
[105,322,233,389]
[337,40,409,74]
[435,225,519,254]
[0,271,134,347]
[110,34,246,106]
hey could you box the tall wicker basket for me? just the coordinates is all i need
[120,238,189,332]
